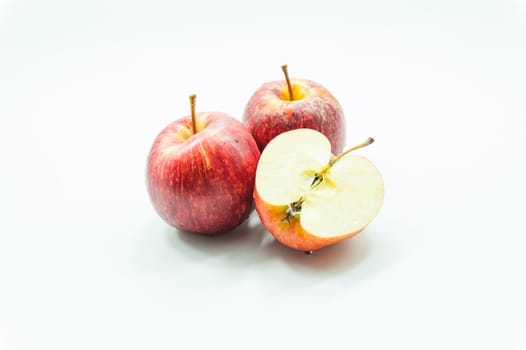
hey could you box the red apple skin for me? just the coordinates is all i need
[147,112,260,234]
[254,188,363,252]
[243,78,345,154]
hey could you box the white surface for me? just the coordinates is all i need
[1,1,526,349]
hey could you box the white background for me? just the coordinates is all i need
[1,0,526,349]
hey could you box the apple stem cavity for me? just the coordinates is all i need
[189,94,197,135]
[281,64,294,101]
[329,137,375,166]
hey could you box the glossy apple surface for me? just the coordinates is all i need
[147,112,260,234]
[254,129,383,252]
[243,78,345,154]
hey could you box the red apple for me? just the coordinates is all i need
[147,95,260,234]
[254,129,383,252]
[243,65,345,154]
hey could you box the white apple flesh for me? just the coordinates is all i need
[254,129,384,252]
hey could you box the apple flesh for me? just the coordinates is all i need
[243,77,345,154]
[147,112,260,234]
[254,129,383,252]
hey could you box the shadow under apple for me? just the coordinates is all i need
[261,231,372,275]
[166,212,268,267]
[168,210,377,275]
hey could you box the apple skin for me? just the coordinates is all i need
[243,78,345,154]
[254,188,363,252]
[147,112,260,234]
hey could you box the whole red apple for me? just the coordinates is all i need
[147,95,260,234]
[243,65,345,154]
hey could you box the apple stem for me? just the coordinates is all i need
[281,64,294,101]
[330,137,375,166]
[189,94,197,135]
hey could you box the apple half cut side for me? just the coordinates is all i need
[254,128,384,252]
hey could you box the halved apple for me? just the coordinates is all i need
[254,128,384,252]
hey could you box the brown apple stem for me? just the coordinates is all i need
[330,137,375,166]
[189,94,197,135]
[281,64,294,101]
